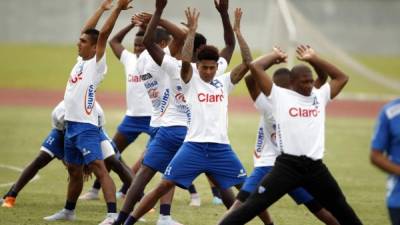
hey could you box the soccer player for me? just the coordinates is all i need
[370,98,400,225]
[43,0,132,224]
[218,45,363,225]
[1,101,116,211]
[79,16,150,201]
[225,55,339,225]
[119,6,252,225]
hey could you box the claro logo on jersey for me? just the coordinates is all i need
[128,74,142,83]
[198,90,224,103]
[289,107,320,117]
[70,62,85,84]
[84,85,95,115]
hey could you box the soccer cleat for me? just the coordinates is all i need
[79,189,100,200]
[156,216,184,225]
[43,209,76,221]
[189,194,201,207]
[116,191,125,200]
[98,213,118,225]
[1,196,16,208]
[212,196,223,205]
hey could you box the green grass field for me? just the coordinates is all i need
[0,106,389,225]
[0,43,399,97]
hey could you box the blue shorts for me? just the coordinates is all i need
[142,126,187,173]
[146,126,160,149]
[241,166,314,204]
[40,129,65,159]
[117,116,151,144]
[64,127,103,165]
[163,142,247,190]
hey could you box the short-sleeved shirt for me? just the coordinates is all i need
[371,98,400,207]
[120,50,152,117]
[181,71,234,144]
[269,83,331,160]
[253,94,281,167]
[64,55,107,126]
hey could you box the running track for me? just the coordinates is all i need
[0,88,389,118]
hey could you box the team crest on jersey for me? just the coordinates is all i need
[209,79,223,88]
[84,85,95,115]
[254,127,265,159]
[312,96,320,108]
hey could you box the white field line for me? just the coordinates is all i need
[0,164,40,187]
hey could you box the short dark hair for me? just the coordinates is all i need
[291,64,312,80]
[154,27,171,44]
[83,28,99,45]
[194,33,207,52]
[273,68,291,78]
[197,45,219,62]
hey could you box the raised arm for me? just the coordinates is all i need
[96,0,133,62]
[109,23,136,59]
[250,47,287,96]
[180,8,200,83]
[245,75,261,102]
[229,8,252,85]
[296,45,349,99]
[310,61,328,89]
[214,0,235,63]
[81,0,113,34]
[142,0,168,66]
[135,12,187,58]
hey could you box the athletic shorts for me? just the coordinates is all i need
[163,142,247,190]
[64,128,103,165]
[40,129,65,159]
[99,128,115,159]
[241,166,314,204]
[142,126,187,173]
[117,116,151,144]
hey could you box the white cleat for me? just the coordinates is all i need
[212,196,223,205]
[116,191,126,200]
[156,216,184,225]
[98,213,118,225]
[79,189,100,200]
[43,209,76,221]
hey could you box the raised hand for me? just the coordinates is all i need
[233,8,242,33]
[100,0,113,11]
[296,45,316,62]
[272,46,288,64]
[156,0,167,11]
[214,0,228,13]
[182,7,200,32]
[117,0,133,10]
[132,12,152,28]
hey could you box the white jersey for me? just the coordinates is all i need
[137,48,188,127]
[64,55,107,126]
[269,83,331,160]
[181,71,234,144]
[160,55,229,128]
[253,94,281,167]
[51,101,105,130]
[120,50,152,117]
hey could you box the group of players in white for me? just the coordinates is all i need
[1,0,365,225]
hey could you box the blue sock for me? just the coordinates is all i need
[159,204,171,216]
[107,202,117,213]
[188,184,197,194]
[124,215,137,225]
[211,187,221,198]
[64,201,76,211]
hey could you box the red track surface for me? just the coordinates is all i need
[0,88,388,118]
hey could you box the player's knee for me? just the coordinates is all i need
[236,190,250,202]
[158,180,175,191]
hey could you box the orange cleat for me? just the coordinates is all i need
[1,196,16,208]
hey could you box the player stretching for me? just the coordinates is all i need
[219,45,363,225]
[44,0,132,224]
[120,6,252,225]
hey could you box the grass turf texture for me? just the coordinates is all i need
[0,106,389,225]
[0,43,399,97]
